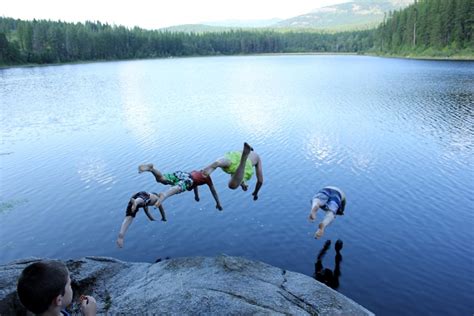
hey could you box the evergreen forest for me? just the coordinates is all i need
[0,0,472,65]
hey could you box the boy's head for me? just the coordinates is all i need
[17,260,73,314]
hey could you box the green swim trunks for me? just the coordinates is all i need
[163,171,194,192]
[222,151,254,183]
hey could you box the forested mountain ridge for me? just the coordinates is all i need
[0,17,374,65]
[162,1,414,32]
[0,0,472,65]
[373,0,473,56]
[275,0,415,30]
[164,0,415,33]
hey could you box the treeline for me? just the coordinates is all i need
[0,0,472,65]
[0,18,373,65]
[373,0,473,55]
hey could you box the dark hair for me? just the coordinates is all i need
[17,260,69,314]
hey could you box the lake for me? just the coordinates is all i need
[1,55,473,315]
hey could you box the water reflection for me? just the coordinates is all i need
[348,150,375,175]
[313,239,343,290]
[305,134,335,166]
[118,64,159,148]
[76,156,116,190]
[305,132,375,174]
[230,97,280,139]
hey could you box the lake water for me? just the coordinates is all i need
[1,55,473,315]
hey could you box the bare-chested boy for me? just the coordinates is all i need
[116,191,167,248]
[203,142,263,200]
[117,166,223,248]
[309,186,346,239]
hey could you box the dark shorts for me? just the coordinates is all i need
[126,191,156,217]
[132,191,152,204]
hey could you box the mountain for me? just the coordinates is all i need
[274,0,415,30]
[203,18,283,28]
[161,0,414,33]
[160,24,236,33]
[161,18,282,33]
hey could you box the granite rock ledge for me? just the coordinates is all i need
[0,255,374,315]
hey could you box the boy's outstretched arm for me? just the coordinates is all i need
[208,183,223,210]
[193,186,200,202]
[158,204,167,221]
[117,216,134,248]
[252,159,263,200]
[309,199,320,221]
[143,205,156,221]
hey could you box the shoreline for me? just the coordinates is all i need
[1,52,473,69]
[365,53,474,62]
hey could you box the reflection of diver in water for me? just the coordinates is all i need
[314,239,343,290]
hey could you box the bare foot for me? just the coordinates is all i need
[315,223,325,239]
[240,182,248,191]
[243,142,253,155]
[138,163,153,173]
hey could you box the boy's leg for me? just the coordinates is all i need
[228,142,253,189]
[202,158,231,177]
[138,164,168,184]
[154,186,182,207]
[315,212,335,239]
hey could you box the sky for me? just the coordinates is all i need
[1,0,351,29]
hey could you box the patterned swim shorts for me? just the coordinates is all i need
[164,171,194,192]
[313,188,342,215]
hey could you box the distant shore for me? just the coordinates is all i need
[367,53,474,62]
[1,52,473,69]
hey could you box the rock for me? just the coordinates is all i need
[0,255,373,315]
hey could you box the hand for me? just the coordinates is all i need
[116,237,124,248]
[194,196,200,202]
[216,204,223,211]
[252,192,258,201]
[80,295,97,316]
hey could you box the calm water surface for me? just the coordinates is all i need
[1,55,473,315]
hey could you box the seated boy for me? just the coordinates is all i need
[308,186,346,239]
[17,260,96,316]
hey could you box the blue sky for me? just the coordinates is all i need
[1,0,351,29]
